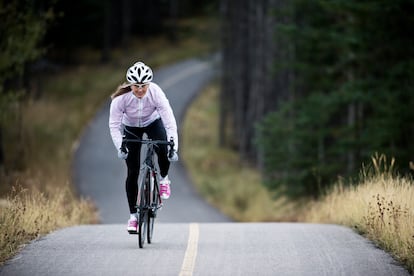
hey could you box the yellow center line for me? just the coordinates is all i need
[179,223,199,276]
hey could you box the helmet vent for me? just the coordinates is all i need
[126,61,153,84]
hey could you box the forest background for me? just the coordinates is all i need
[2,0,413,199]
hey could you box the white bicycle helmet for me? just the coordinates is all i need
[126,62,153,84]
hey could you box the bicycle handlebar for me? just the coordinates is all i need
[121,137,175,158]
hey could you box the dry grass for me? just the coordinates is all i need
[0,185,97,264]
[303,155,414,272]
[182,83,300,222]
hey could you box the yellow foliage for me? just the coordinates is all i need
[0,186,97,264]
[303,155,414,272]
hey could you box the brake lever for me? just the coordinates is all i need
[168,138,175,158]
[120,137,128,154]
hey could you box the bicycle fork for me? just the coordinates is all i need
[149,170,163,218]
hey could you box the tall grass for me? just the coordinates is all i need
[0,186,97,263]
[303,154,414,272]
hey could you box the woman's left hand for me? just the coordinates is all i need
[168,151,179,162]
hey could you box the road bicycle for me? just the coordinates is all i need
[121,136,175,248]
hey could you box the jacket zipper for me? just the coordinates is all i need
[137,98,143,127]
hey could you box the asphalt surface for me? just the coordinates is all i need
[0,57,410,276]
[0,223,409,276]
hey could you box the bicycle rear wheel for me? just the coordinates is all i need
[147,172,160,244]
[138,169,150,248]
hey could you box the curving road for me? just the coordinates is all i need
[0,57,410,276]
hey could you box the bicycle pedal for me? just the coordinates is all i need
[128,230,138,235]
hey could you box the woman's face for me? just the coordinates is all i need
[131,83,149,98]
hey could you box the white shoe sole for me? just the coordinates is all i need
[127,227,138,234]
[161,193,170,200]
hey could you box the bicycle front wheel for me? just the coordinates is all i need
[138,168,150,248]
[147,172,160,244]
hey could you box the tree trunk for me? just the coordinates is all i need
[121,0,132,47]
[101,0,111,63]
[220,0,295,164]
[168,0,178,43]
[0,126,4,167]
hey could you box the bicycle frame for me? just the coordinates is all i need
[121,136,174,248]
[141,143,163,216]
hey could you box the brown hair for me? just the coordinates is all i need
[111,83,132,99]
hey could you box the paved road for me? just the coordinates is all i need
[0,58,410,276]
[0,224,409,275]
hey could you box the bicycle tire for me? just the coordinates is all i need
[147,172,159,244]
[138,168,150,248]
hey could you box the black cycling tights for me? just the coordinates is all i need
[124,119,170,214]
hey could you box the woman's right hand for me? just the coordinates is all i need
[118,148,128,159]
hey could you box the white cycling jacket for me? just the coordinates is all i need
[109,82,178,151]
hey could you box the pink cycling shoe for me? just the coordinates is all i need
[127,218,138,234]
[159,176,171,200]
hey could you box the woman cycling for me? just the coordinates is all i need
[109,61,179,233]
